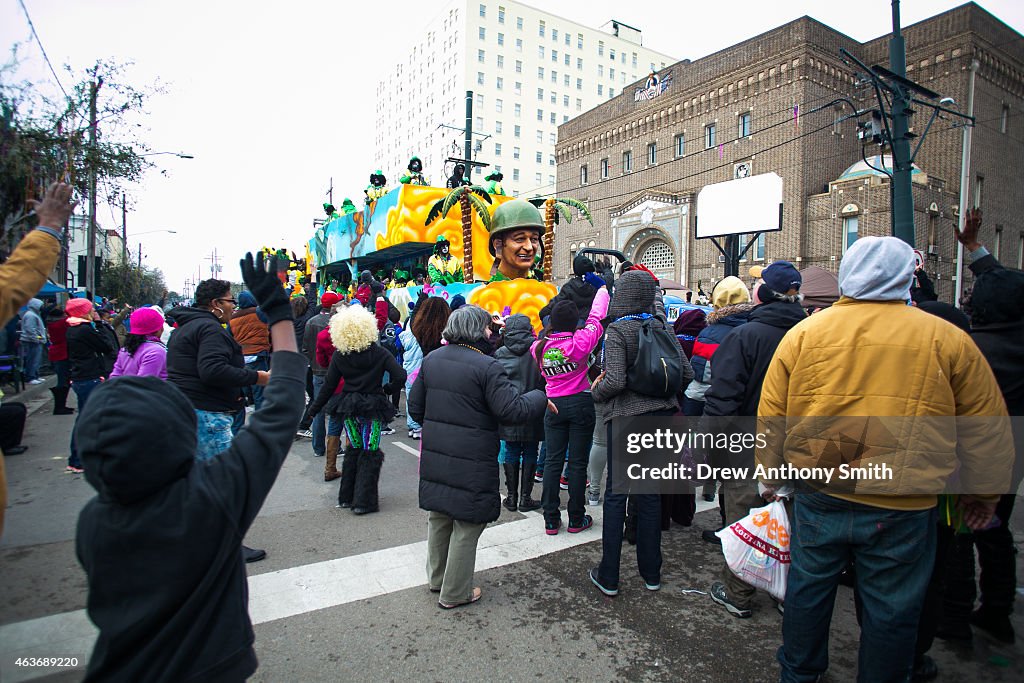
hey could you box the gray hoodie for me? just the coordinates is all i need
[838,236,916,301]
[20,298,47,343]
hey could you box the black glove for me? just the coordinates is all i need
[240,252,293,326]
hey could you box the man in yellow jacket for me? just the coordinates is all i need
[0,182,77,537]
[756,235,1013,683]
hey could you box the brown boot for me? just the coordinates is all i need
[324,435,342,482]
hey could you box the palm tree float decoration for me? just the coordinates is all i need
[529,197,593,282]
[426,185,493,282]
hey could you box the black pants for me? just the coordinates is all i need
[0,402,27,450]
[541,393,595,524]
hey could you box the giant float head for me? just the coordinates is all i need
[488,199,544,256]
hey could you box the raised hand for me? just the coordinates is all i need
[239,252,292,325]
[30,182,77,229]
[954,208,982,252]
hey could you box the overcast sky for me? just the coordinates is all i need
[4,0,1022,296]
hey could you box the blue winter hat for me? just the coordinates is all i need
[238,291,257,308]
[760,260,802,295]
[450,294,466,311]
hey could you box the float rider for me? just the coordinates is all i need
[427,236,464,285]
[399,156,429,186]
[484,171,506,196]
[488,200,543,282]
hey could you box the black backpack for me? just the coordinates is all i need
[378,324,398,356]
[620,314,685,398]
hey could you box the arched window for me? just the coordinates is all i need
[637,240,675,271]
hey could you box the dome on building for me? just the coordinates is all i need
[837,155,925,183]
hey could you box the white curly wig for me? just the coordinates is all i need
[329,305,379,355]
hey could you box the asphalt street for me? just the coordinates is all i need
[1,378,1021,682]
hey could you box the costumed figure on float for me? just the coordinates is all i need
[484,171,506,196]
[399,156,429,186]
[427,235,464,285]
[365,170,388,203]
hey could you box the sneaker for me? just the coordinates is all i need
[394,411,404,418]
[559,476,569,490]
[534,470,544,483]
[296,429,313,439]
[567,515,593,533]
[589,567,618,596]
[411,430,422,440]
[545,518,561,535]
[702,529,723,545]
[313,452,325,458]
[643,578,661,592]
[408,429,414,438]
[587,494,600,507]
[28,378,45,385]
[971,608,1015,644]
[710,581,752,618]
[65,465,85,474]
[774,599,785,615]
[380,427,396,436]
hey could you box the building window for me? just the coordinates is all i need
[598,65,604,77]
[535,172,542,185]
[1001,104,1009,133]
[552,29,558,41]
[564,33,569,46]
[974,175,984,208]
[632,52,638,67]
[705,123,716,148]
[600,157,609,178]
[495,99,503,112]
[647,142,657,165]
[479,4,486,17]
[536,130,543,143]
[564,54,570,66]
[538,46,545,59]
[475,116,483,130]
[514,81,521,94]
[578,34,583,49]
[497,32,504,46]
[477,72,485,85]
[550,71,557,83]
[495,142,502,156]
[514,146,520,159]
[994,226,1003,260]
[514,124,521,138]
[580,164,588,185]
[495,119,502,132]
[576,78,582,90]
[535,151,542,163]
[515,60,522,73]
[549,112,556,124]
[537,108,543,121]
[513,168,520,181]
[610,67,615,79]
[623,150,633,173]
[564,74,570,86]
[496,55,504,68]
[576,97,582,111]
[538,67,544,79]
[537,87,544,100]
[538,20,545,37]
[609,48,616,61]
[496,75,503,88]
[479,27,486,39]
[478,49,485,63]
[550,92,556,104]
[597,84,603,96]
[637,240,675,272]
[562,95,569,107]
[738,111,752,137]
[843,216,859,253]
[515,38,522,52]
[598,41,604,57]
[1018,234,1023,269]
[549,154,555,166]
[476,93,483,108]
[609,88,615,97]
[674,133,685,157]
[514,104,521,117]
[754,233,765,260]
[549,132,556,144]
[549,174,555,185]
[516,16,522,29]
[577,57,583,70]
[498,5,504,23]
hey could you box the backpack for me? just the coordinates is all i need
[378,323,398,357]
[615,314,685,398]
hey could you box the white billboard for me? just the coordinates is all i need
[696,172,783,238]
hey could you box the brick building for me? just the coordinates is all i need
[554,2,1023,302]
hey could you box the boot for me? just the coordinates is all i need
[519,463,541,512]
[324,435,342,481]
[503,463,519,511]
[51,387,74,415]
[353,449,383,514]
[337,448,361,508]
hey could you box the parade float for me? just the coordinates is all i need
[307,183,571,331]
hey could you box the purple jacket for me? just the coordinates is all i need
[531,287,609,398]
[110,338,168,380]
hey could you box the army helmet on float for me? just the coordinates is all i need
[488,199,544,256]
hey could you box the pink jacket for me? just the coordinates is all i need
[110,337,168,380]
[531,287,609,398]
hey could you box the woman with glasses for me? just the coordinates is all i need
[167,279,270,563]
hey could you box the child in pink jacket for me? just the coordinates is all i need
[531,273,609,535]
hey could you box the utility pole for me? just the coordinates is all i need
[121,193,127,264]
[887,0,915,246]
[465,90,473,181]
[954,59,979,308]
[206,248,222,279]
[85,73,102,296]
[326,177,333,206]
[138,242,142,269]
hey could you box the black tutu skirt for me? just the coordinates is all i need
[325,391,395,424]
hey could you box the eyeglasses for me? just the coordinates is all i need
[216,298,238,306]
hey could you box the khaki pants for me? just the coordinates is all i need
[426,511,487,605]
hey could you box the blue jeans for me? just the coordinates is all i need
[327,414,343,437]
[541,393,595,524]
[20,341,42,381]
[195,410,236,461]
[245,355,268,410]
[68,378,102,468]
[311,374,327,455]
[779,493,937,683]
[405,378,421,432]
[503,441,538,468]
[53,359,69,388]
[595,409,670,589]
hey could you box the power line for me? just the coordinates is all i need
[16,0,69,100]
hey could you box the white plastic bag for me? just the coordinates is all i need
[716,500,791,602]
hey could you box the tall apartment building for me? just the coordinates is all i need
[373,0,675,197]
[554,2,1023,302]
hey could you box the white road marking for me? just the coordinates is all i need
[391,441,421,459]
[0,495,720,682]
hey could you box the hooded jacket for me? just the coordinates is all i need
[110,337,168,380]
[302,310,332,375]
[592,271,693,421]
[19,298,47,343]
[228,292,270,356]
[531,286,609,398]
[75,351,307,683]
[538,277,599,324]
[67,321,117,382]
[410,343,547,523]
[166,307,258,412]
[495,314,546,442]
[756,237,1013,511]
[683,303,753,403]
